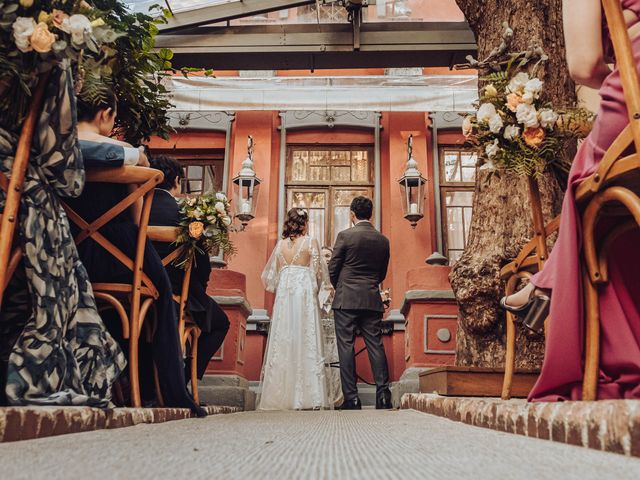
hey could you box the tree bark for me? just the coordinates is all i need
[451,0,575,368]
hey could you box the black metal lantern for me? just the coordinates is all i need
[398,135,427,228]
[232,135,261,230]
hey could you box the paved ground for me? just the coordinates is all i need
[1,409,639,480]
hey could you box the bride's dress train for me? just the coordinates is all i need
[259,236,332,410]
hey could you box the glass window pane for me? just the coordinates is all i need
[351,151,369,182]
[463,207,473,243]
[446,207,465,250]
[310,151,329,166]
[187,166,203,179]
[331,166,351,182]
[449,250,463,265]
[309,166,330,182]
[333,207,352,244]
[330,151,350,166]
[444,151,461,182]
[290,151,309,182]
[445,191,473,207]
[188,180,203,193]
[461,166,476,182]
[308,209,325,247]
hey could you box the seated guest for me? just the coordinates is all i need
[148,155,230,381]
[66,91,206,416]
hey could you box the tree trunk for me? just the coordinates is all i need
[451,0,575,368]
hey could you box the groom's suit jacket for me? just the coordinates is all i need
[329,221,390,312]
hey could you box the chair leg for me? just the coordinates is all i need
[501,276,520,400]
[129,329,142,408]
[582,269,600,401]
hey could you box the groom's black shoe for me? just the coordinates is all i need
[339,397,362,410]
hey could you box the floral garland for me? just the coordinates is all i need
[458,24,593,177]
[174,192,236,269]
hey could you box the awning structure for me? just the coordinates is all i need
[164,74,478,112]
[126,0,477,71]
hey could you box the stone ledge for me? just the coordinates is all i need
[401,393,640,457]
[0,405,239,443]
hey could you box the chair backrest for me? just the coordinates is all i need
[62,166,164,315]
[147,225,193,338]
[602,0,640,153]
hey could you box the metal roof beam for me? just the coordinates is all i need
[156,22,477,70]
[160,0,317,34]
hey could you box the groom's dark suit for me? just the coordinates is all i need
[329,220,391,405]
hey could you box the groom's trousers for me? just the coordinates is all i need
[333,308,390,402]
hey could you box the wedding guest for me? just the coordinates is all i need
[501,0,640,400]
[66,91,206,416]
[148,155,230,381]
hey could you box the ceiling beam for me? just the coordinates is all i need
[156,21,477,70]
[160,0,317,34]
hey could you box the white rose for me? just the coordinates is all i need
[462,115,473,137]
[538,108,559,129]
[476,103,497,124]
[508,72,530,93]
[215,192,226,201]
[485,139,500,159]
[521,91,535,105]
[516,103,539,128]
[222,216,232,227]
[193,208,204,220]
[524,78,543,96]
[488,114,503,134]
[12,17,36,53]
[214,201,226,214]
[66,14,92,46]
[503,125,521,141]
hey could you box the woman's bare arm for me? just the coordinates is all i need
[563,0,611,89]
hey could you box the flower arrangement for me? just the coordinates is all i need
[174,192,236,268]
[458,24,593,177]
[380,288,391,309]
[0,1,193,143]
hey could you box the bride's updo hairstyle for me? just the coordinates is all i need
[282,208,308,240]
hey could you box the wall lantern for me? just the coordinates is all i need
[232,135,261,230]
[398,134,427,229]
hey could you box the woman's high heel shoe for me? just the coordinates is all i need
[499,290,550,333]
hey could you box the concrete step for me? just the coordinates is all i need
[248,382,378,406]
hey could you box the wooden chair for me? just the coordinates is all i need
[62,166,164,407]
[500,176,560,400]
[575,0,640,401]
[0,75,49,308]
[147,226,202,405]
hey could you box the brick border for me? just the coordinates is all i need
[0,405,239,443]
[401,393,640,457]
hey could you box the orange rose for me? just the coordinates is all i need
[522,127,545,148]
[30,22,56,54]
[188,221,204,239]
[505,93,522,113]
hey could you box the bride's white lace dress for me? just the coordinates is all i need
[259,235,332,410]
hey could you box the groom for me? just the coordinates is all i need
[329,196,392,410]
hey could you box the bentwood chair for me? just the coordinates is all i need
[575,0,640,401]
[499,176,560,399]
[62,166,163,408]
[147,226,202,404]
[0,74,49,308]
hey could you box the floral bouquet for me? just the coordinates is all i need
[459,25,593,177]
[380,288,391,310]
[174,192,236,269]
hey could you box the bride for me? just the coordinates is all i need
[259,208,332,410]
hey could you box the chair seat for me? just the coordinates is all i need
[576,153,640,206]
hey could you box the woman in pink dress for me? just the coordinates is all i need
[501,0,640,401]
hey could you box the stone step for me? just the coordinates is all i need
[248,382,378,406]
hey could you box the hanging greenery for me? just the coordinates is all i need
[0,1,203,144]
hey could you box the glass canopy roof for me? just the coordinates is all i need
[127,1,464,23]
